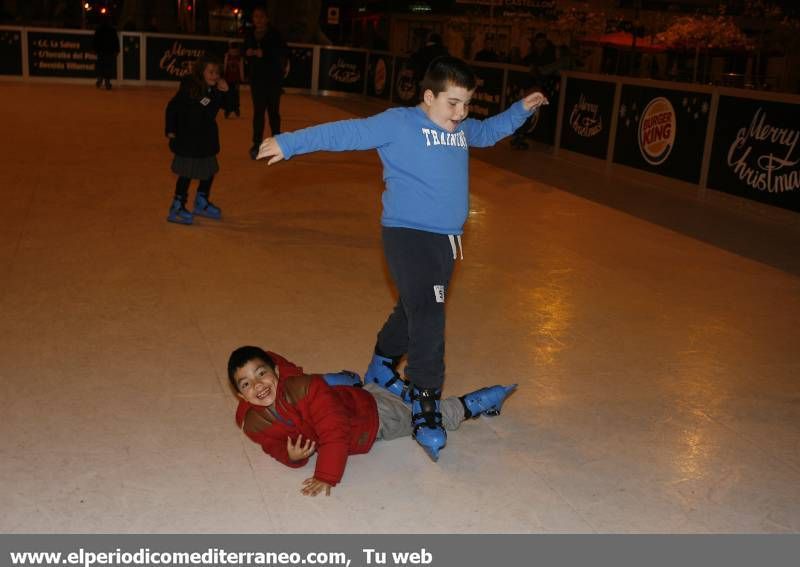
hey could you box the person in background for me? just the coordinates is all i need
[523,32,559,80]
[409,32,448,98]
[164,56,228,225]
[474,36,500,63]
[223,41,245,118]
[92,16,119,90]
[512,32,560,150]
[244,5,289,159]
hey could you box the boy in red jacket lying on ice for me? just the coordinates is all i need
[228,345,516,497]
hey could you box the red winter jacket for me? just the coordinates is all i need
[235,352,379,486]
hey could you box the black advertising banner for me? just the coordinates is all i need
[560,77,616,159]
[122,34,140,80]
[366,52,393,100]
[0,29,23,76]
[707,96,800,212]
[318,48,366,94]
[28,31,105,78]
[613,85,710,183]
[393,56,418,105]
[145,35,227,81]
[504,68,560,145]
[283,46,313,89]
[470,64,503,118]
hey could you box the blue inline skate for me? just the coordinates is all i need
[167,197,193,225]
[410,385,446,462]
[193,193,222,220]
[460,384,517,418]
[322,371,363,387]
[364,351,411,404]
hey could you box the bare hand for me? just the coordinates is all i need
[216,78,229,92]
[287,434,316,462]
[522,91,549,111]
[257,137,284,165]
[255,48,264,58]
[301,477,332,497]
[166,133,176,139]
[246,48,255,57]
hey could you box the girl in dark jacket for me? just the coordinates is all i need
[164,56,229,225]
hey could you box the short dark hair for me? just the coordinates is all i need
[420,56,476,97]
[227,346,275,391]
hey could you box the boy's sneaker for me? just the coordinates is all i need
[167,198,193,225]
[193,193,221,219]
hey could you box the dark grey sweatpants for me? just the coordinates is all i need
[365,384,464,440]
[376,227,457,390]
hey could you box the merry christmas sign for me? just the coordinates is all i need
[708,96,800,212]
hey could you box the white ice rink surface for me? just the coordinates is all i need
[1,83,799,533]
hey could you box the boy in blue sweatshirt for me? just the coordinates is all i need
[257,56,547,461]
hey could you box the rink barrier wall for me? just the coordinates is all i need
[1,26,798,213]
[555,71,800,213]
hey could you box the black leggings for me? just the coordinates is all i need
[376,227,456,390]
[96,53,114,81]
[174,176,214,202]
[250,83,282,144]
[225,82,240,113]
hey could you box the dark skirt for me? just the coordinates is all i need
[171,155,219,180]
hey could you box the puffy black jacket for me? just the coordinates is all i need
[244,27,288,86]
[92,24,119,55]
[164,80,224,158]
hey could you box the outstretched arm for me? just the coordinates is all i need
[257,137,284,164]
[464,92,548,148]
[257,110,397,164]
[521,91,549,112]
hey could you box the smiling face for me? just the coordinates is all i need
[234,358,279,407]
[202,63,220,86]
[422,83,474,132]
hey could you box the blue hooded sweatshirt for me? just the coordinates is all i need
[274,101,533,235]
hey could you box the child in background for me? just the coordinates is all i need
[257,56,546,461]
[229,346,515,496]
[164,56,229,225]
[223,41,245,118]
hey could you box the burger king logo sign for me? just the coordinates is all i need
[638,97,676,165]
